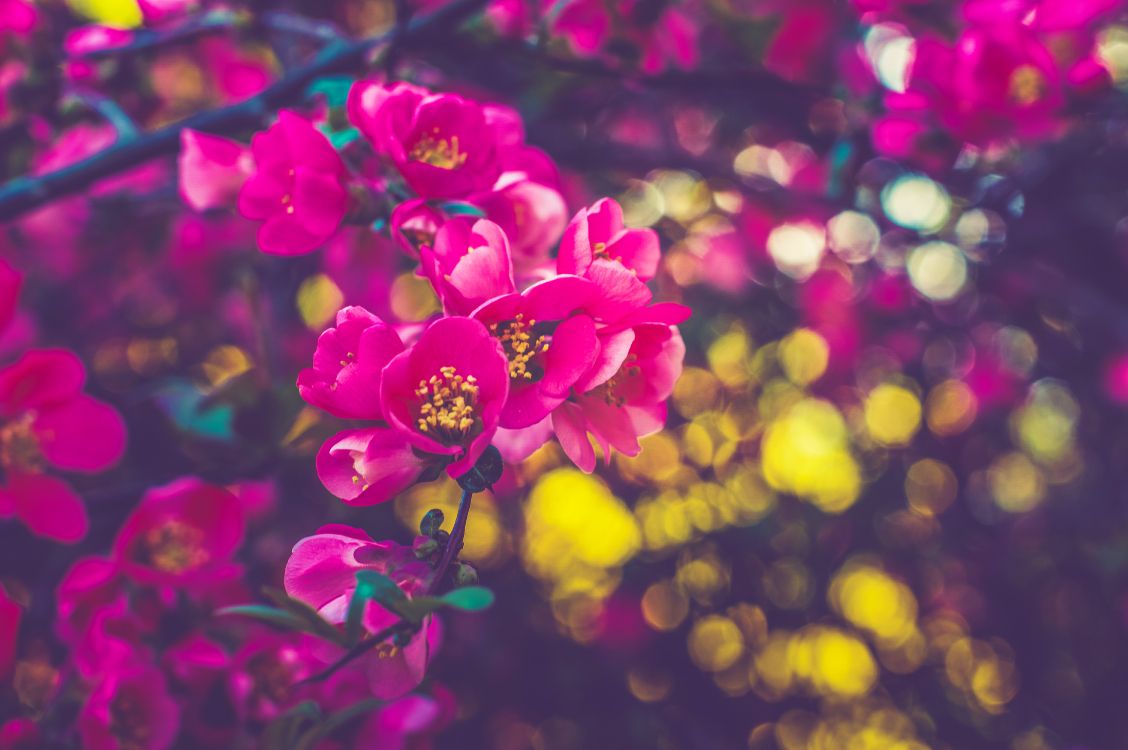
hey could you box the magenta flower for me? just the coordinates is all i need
[0,350,126,543]
[55,556,122,643]
[354,693,447,750]
[0,583,18,679]
[237,110,349,255]
[467,175,568,277]
[316,427,431,506]
[178,130,253,212]
[348,82,501,199]
[79,664,179,750]
[553,317,687,472]
[228,632,319,723]
[297,306,404,420]
[0,0,37,36]
[112,477,244,587]
[390,198,445,257]
[380,316,510,477]
[558,198,661,320]
[285,525,442,699]
[471,275,602,429]
[421,218,516,316]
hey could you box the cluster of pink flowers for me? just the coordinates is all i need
[864,0,1119,159]
[180,80,688,503]
[8,478,451,750]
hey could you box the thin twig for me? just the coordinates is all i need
[295,621,415,686]
[0,0,489,222]
[428,488,473,595]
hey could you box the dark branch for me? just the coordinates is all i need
[0,0,489,222]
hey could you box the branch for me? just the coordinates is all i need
[0,0,489,223]
[428,488,473,595]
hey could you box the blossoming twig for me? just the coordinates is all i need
[427,488,473,595]
[0,0,489,222]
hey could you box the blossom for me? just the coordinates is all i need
[421,218,516,315]
[467,174,568,277]
[228,632,319,722]
[552,317,687,472]
[471,275,602,428]
[79,664,179,750]
[558,198,661,320]
[0,350,126,543]
[237,111,349,254]
[316,427,432,506]
[55,556,122,643]
[390,198,445,257]
[178,130,253,212]
[0,583,18,678]
[285,525,442,700]
[348,82,501,199]
[112,477,244,587]
[353,693,449,750]
[380,316,510,477]
[0,0,37,36]
[297,306,404,420]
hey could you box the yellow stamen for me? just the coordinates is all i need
[489,314,549,381]
[409,128,469,170]
[136,521,209,574]
[0,413,42,473]
[416,366,480,444]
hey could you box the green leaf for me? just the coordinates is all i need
[355,570,406,606]
[306,76,354,108]
[327,127,361,149]
[386,596,445,624]
[441,586,495,611]
[262,588,349,646]
[420,508,445,537]
[216,605,306,631]
[438,201,485,218]
[294,698,384,750]
[264,700,322,750]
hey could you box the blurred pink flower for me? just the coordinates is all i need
[0,583,19,679]
[238,111,348,254]
[79,664,179,750]
[178,130,253,212]
[0,350,126,543]
[112,477,244,587]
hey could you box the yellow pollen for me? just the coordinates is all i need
[136,521,209,574]
[596,354,641,407]
[109,691,152,750]
[0,413,42,473]
[408,131,468,170]
[375,642,400,659]
[489,315,548,381]
[415,366,480,444]
[1009,65,1046,105]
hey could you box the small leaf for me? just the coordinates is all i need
[306,76,354,108]
[355,570,407,606]
[441,586,495,611]
[420,509,444,537]
[216,605,306,631]
[262,588,349,646]
[438,201,485,218]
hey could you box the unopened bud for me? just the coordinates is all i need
[454,563,479,586]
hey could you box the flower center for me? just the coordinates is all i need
[109,690,151,750]
[0,412,42,473]
[594,355,640,407]
[136,521,209,574]
[374,642,400,659]
[409,128,468,170]
[1009,65,1045,106]
[416,366,480,444]
[246,651,295,705]
[490,315,549,381]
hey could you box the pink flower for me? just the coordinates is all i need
[421,218,516,315]
[390,199,446,257]
[112,477,244,587]
[285,525,441,700]
[467,175,568,277]
[348,82,502,199]
[297,306,404,420]
[552,0,612,57]
[0,350,126,543]
[0,0,37,35]
[238,111,349,255]
[471,275,601,429]
[558,198,661,320]
[138,0,196,25]
[553,318,686,472]
[79,664,179,750]
[55,556,122,643]
[0,583,19,679]
[284,525,432,622]
[316,427,432,506]
[228,632,319,722]
[178,130,253,212]
[380,316,510,477]
[353,693,447,750]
